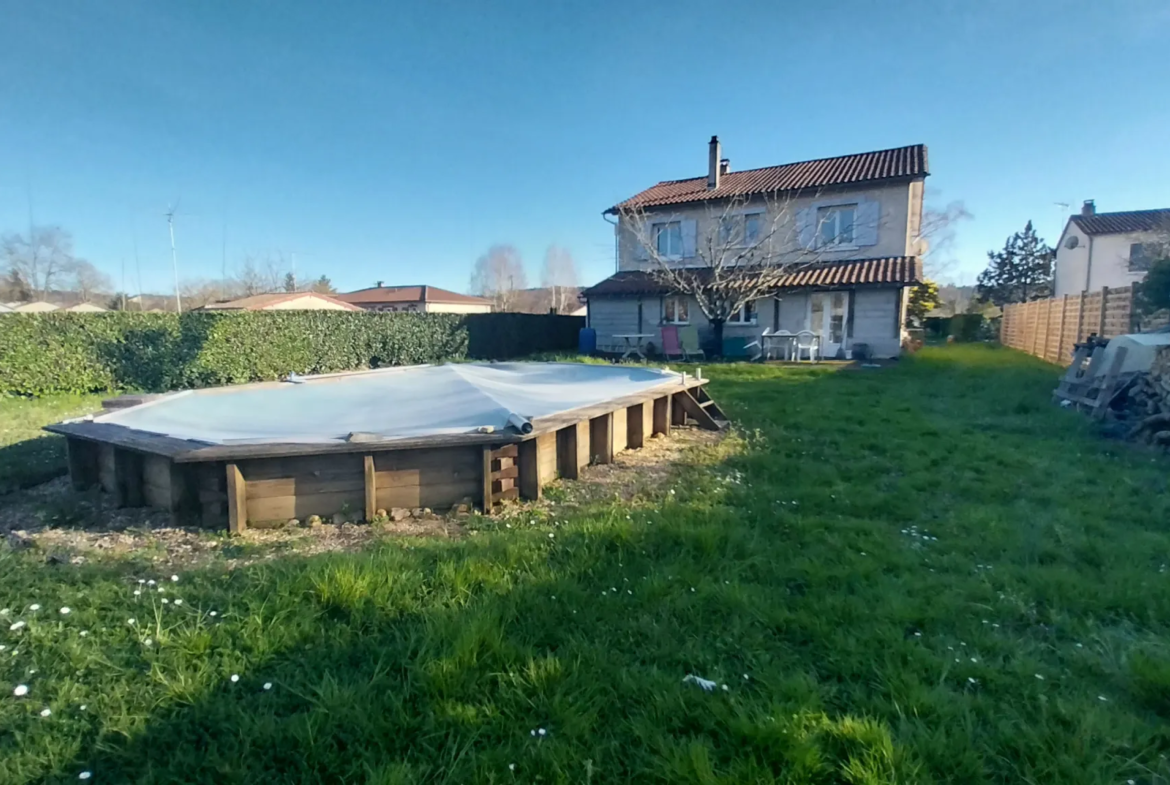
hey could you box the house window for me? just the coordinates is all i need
[728,301,757,324]
[1130,243,1152,271]
[744,213,763,245]
[654,222,683,257]
[663,296,689,324]
[818,204,857,247]
[718,213,764,246]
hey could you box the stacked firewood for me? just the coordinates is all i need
[1124,347,1170,448]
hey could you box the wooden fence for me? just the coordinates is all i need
[1000,286,1135,366]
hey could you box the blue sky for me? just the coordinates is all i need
[1,0,1168,295]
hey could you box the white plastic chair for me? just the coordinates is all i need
[795,331,819,363]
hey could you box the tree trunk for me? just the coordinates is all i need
[710,319,725,357]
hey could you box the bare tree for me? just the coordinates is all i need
[918,198,972,281]
[540,246,580,313]
[617,190,876,351]
[1,226,78,298]
[70,259,114,302]
[470,245,527,311]
[179,277,229,308]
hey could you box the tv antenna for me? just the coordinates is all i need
[165,200,183,313]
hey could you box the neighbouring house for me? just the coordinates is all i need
[583,136,928,359]
[0,303,14,314]
[198,292,363,312]
[337,284,493,313]
[13,301,60,313]
[1053,201,1170,297]
[65,303,108,312]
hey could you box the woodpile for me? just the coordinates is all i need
[1121,347,1170,447]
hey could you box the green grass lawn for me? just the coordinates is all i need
[0,394,104,494]
[3,345,1170,783]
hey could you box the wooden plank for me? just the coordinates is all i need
[226,463,246,534]
[653,396,670,436]
[375,447,481,472]
[243,453,365,481]
[518,438,540,500]
[492,478,515,494]
[246,474,366,499]
[642,401,653,445]
[490,456,514,472]
[481,445,493,511]
[590,413,614,465]
[364,455,376,522]
[491,444,519,459]
[556,425,579,479]
[626,403,646,449]
[517,432,556,500]
[612,407,627,453]
[491,465,519,480]
[375,479,479,512]
[248,488,366,523]
[65,438,100,490]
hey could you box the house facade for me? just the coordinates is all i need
[337,284,493,313]
[583,137,928,359]
[1053,202,1170,297]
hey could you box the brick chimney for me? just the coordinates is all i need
[707,136,721,190]
[1081,200,1096,217]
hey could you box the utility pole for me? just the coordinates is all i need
[166,206,182,313]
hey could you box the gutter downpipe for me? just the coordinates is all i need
[1083,234,1094,293]
[599,210,621,332]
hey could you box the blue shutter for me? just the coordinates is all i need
[854,200,881,247]
[681,219,698,259]
[796,208,816,249]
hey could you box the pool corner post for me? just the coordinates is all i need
[226,463,247,535]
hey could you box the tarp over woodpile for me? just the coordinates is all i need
[1094,333,1170,377]
[87,363,683,445]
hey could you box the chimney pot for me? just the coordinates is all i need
[719,158,730,176]
[1081,200,1096,217]
[707,136,721,190]
[376,280,384,287]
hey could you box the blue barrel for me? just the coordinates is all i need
[578,327,597,355]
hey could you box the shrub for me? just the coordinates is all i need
[0,311,584,396]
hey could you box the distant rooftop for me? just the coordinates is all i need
[1071,208,1170,236]
[337,285,491,305]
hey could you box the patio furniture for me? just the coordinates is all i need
[794,331,820,363]
[678,325,705,360]
[761,329,798,361]
[660,326,683,360]
[613,333,654,361]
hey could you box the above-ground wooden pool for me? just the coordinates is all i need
[46,363,727,532]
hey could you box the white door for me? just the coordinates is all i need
[809,292,848,358]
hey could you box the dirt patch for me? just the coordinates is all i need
[0,426,724,569]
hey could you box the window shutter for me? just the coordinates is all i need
[854,200,880,246]
[632,223,648,261]
[681,219,698,258]
[796,208,816,249]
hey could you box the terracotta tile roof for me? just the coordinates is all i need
[582,257,922,298]
[200,292,363,311]
[1071,208,1170,236]
[337,285,492,306]
[607,145,928,214]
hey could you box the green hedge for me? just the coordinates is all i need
[923,314,985,342]
[0,311,584,396]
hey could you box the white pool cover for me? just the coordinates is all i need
[90,363,683,445]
